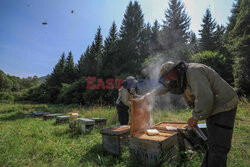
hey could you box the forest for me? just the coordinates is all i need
[0,0,249,105]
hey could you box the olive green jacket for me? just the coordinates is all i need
[116,87,138,107]
[152,63,238,120]
[184,63,238,120]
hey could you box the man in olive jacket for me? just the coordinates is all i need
[151,61,238,167]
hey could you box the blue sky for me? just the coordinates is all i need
[0,0,235,78]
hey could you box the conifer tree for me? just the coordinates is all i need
[189,31,199,54]
[101,21,119,78]
[227,0,250,95]
[47,52,65,86]
[45,53,66,102]
[119,1,145,74]
[139,23,152,65]
[161,0,191,60]
[226,0,243,38]
[77,46,90,78]
[199,8,217,51]
[150,20,161,53]
[94,27,103,75]
[64,51,76,83]
[214,25,226,52]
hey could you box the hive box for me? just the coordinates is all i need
[33,111,50,117]
[129,97,188,166]
[69,113,80,131]
[43,113,63,121]
[129,122,187,166]
[56,115,70,124]
[77,118,95,134]
[100,125,130,155]
[91,118,108,128]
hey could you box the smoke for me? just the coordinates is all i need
[141,53,187,112]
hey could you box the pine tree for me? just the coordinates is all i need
[199,8,217,51]
[213,25,234,85]
[150,20,161,53]
[227,0,250,96]
[82,28,103,77]
[47,53,65,86]
[226,0,243,38]
[85,42,97,76]
[214,25,226,52]
[161,0,191,60]
[77,46,90,78]
[189,31,199,54]
[64,51,76,83]
[139,23,152,65]
[45,53,66,102]
[119,1,145,74]
[94,27,103,75]
[101,21,119,78]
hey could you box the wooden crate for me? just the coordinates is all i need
[33,111,50,117]
[91,118,108,128]
[56,115,70,124]
[100,125,130,156]
[129,122,188,166]
[43,113,63,121]
[129,132,178,166]
[78,118,95,134]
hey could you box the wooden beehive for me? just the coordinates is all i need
[129,122,188,166]
[91,118,108,128]
[129,97,188,166]
[78,118,95,134]
[69,113,80,130]
[56,115,70,124]
[100,125,130,155]
[33,111,50,117]
[43,113,63,121]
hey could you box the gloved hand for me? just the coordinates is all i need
[188,117,198,128]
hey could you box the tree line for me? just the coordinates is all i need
[2,0,249,104]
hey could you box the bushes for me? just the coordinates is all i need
[191,51,234,84]
[57,78,87,104]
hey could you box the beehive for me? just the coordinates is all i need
[56,115,70,124]
[77,118,95,134]
[129,97,188,166]
[100,125,130,155]
[33,111,50,117]
[91,118,108,128]
[43,113,63,121]
[69,113,80,131]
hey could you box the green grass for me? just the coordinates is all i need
[0,102,249,167]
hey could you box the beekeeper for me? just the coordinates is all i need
[116,76,140,125]
[149,61,238,167]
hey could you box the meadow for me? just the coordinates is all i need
[0,101,249,167]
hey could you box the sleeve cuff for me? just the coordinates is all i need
[192,112,206,121]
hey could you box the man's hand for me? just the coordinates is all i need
[188,117,198,128]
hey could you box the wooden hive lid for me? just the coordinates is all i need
[100,125,130,136]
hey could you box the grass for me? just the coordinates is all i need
[0,101,249,167]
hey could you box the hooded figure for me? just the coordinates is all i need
[116,76,140,125]
[151,61,238,167]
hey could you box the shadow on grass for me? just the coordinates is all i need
[79,143,120,166]
[0,109,16,114]
[0,112,26,121]
[79,143,141,167]
[53,127,92,139]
